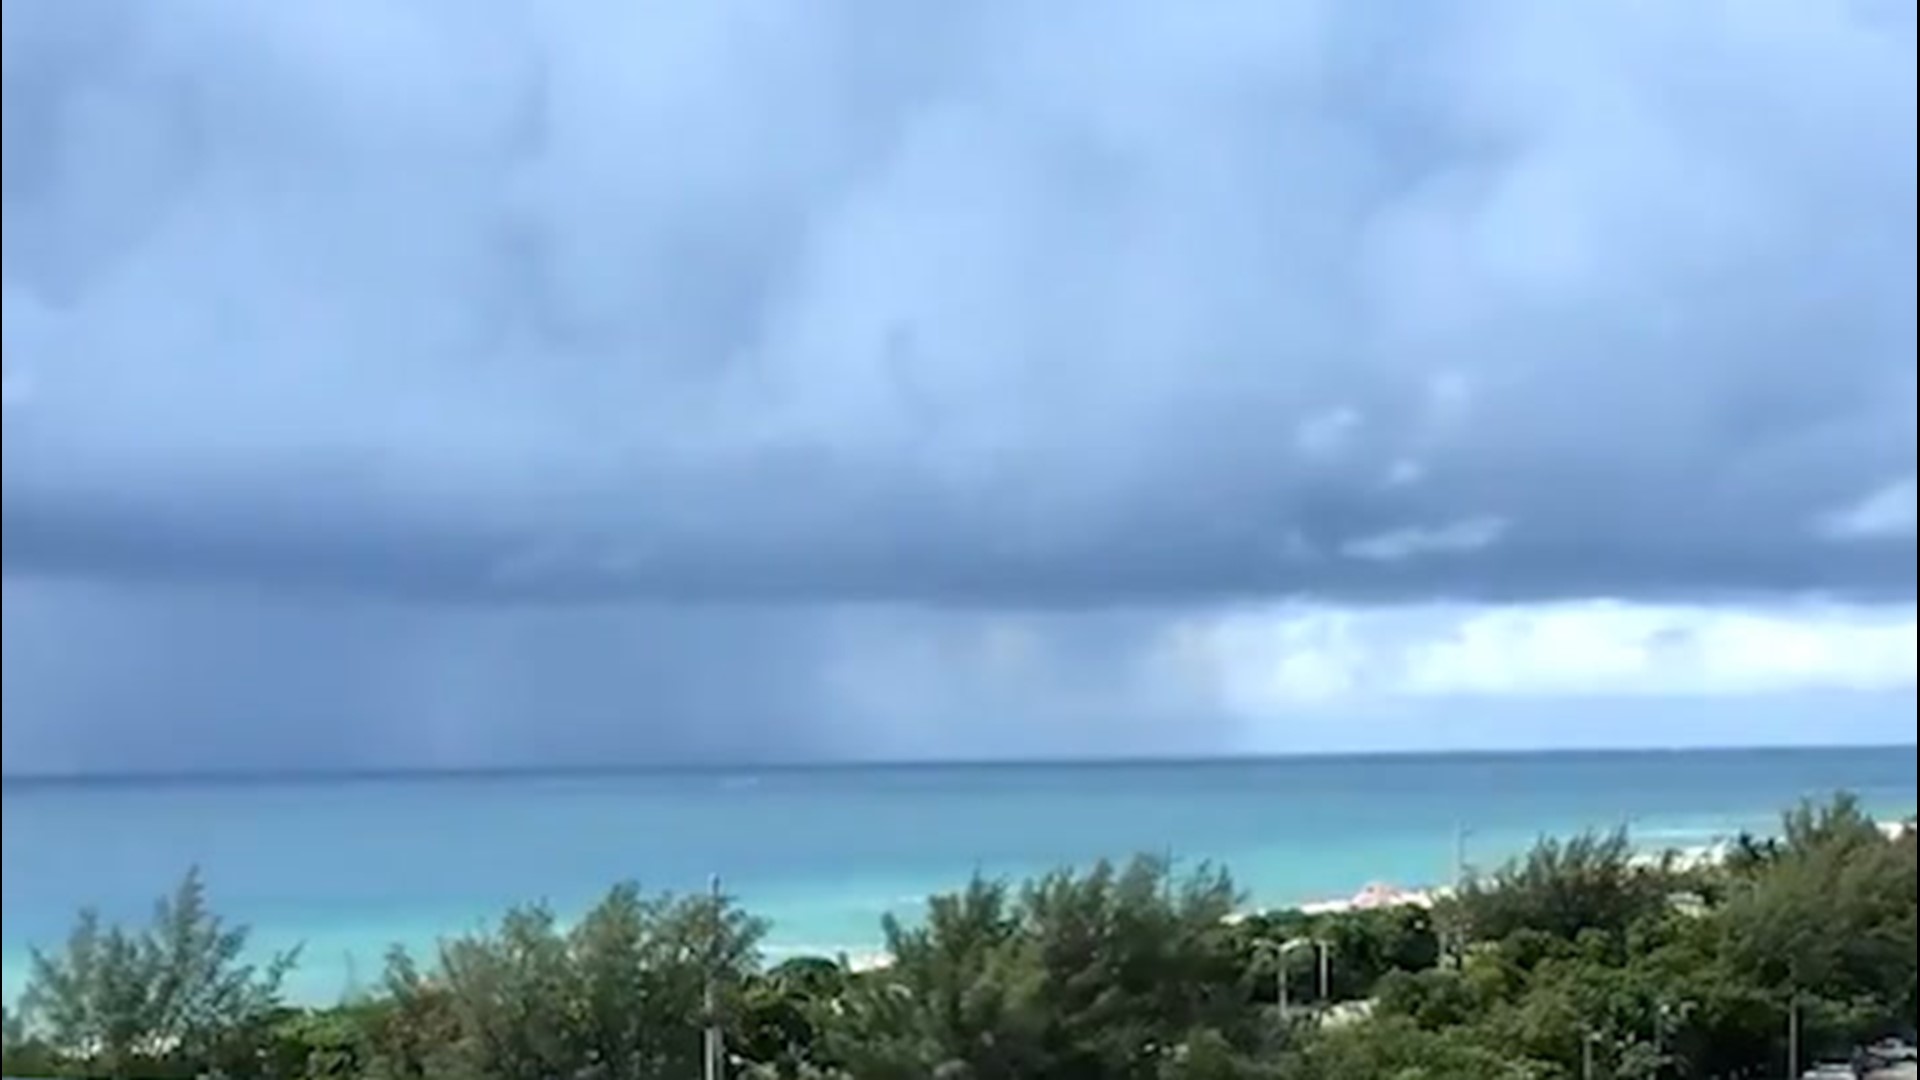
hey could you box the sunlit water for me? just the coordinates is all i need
[4,746,1913,1005]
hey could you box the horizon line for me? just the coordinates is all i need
[4,741,1914,790]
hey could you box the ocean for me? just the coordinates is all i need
[3,746,1914,1006]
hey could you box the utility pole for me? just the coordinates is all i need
[704,874,724,1080]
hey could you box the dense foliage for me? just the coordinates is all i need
[4,794,1912,1079]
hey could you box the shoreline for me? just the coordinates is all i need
[760,818,1920,976]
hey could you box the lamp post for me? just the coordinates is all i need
[1786,985,1800,1080]
[1783,953,1806,1080]
[1446,824,1474,968]
[704,874,725,1080]
[1650,998,1693,1079]
[1258,938,1316,1024]
[1316,940,1331,1004]
[1454,823,1472,892]
[1652,1000,1671,1077]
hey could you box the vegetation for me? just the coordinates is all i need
[3,794,1912,1079]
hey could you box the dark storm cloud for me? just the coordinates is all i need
[3,0,1912,606]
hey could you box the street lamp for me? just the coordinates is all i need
[1445,824,1475,968]
[1784,955,1806,1080]
[1257,938,1317,1023]
[1787,984,1800,1080]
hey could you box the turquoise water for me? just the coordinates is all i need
[4,747,1913,1005]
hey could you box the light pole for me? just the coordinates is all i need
[1259,938,1316,1024]
[1652,1000,1670,1077]
[1446,824,1474,968]
[1316,940,1331,1004]
[1783,953,1806,1080]
[1453,823,1472,892]
[704,874,724,1080]
[1786,985,1800,1080]
[1651,998,1692,1079]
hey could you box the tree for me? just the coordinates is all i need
[376,881,765,1080]
[12,867,297,1079]
[829,856,1270,1080]
[1234,904,1442,1004]
[1711,794,1917,1060]
[1456,829,1677,949]
[826,874,1046,1079]
[1281,1015,1547,1080]
[734,956,855,1077]
[8,791,1910,1080]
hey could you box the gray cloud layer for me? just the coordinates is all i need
[5,576,1912,773]
[3,0,1917,771]
[5,0,1914,607]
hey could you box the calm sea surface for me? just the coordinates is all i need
[4,747,1913,1005]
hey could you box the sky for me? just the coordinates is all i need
[2,0,1915,773]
